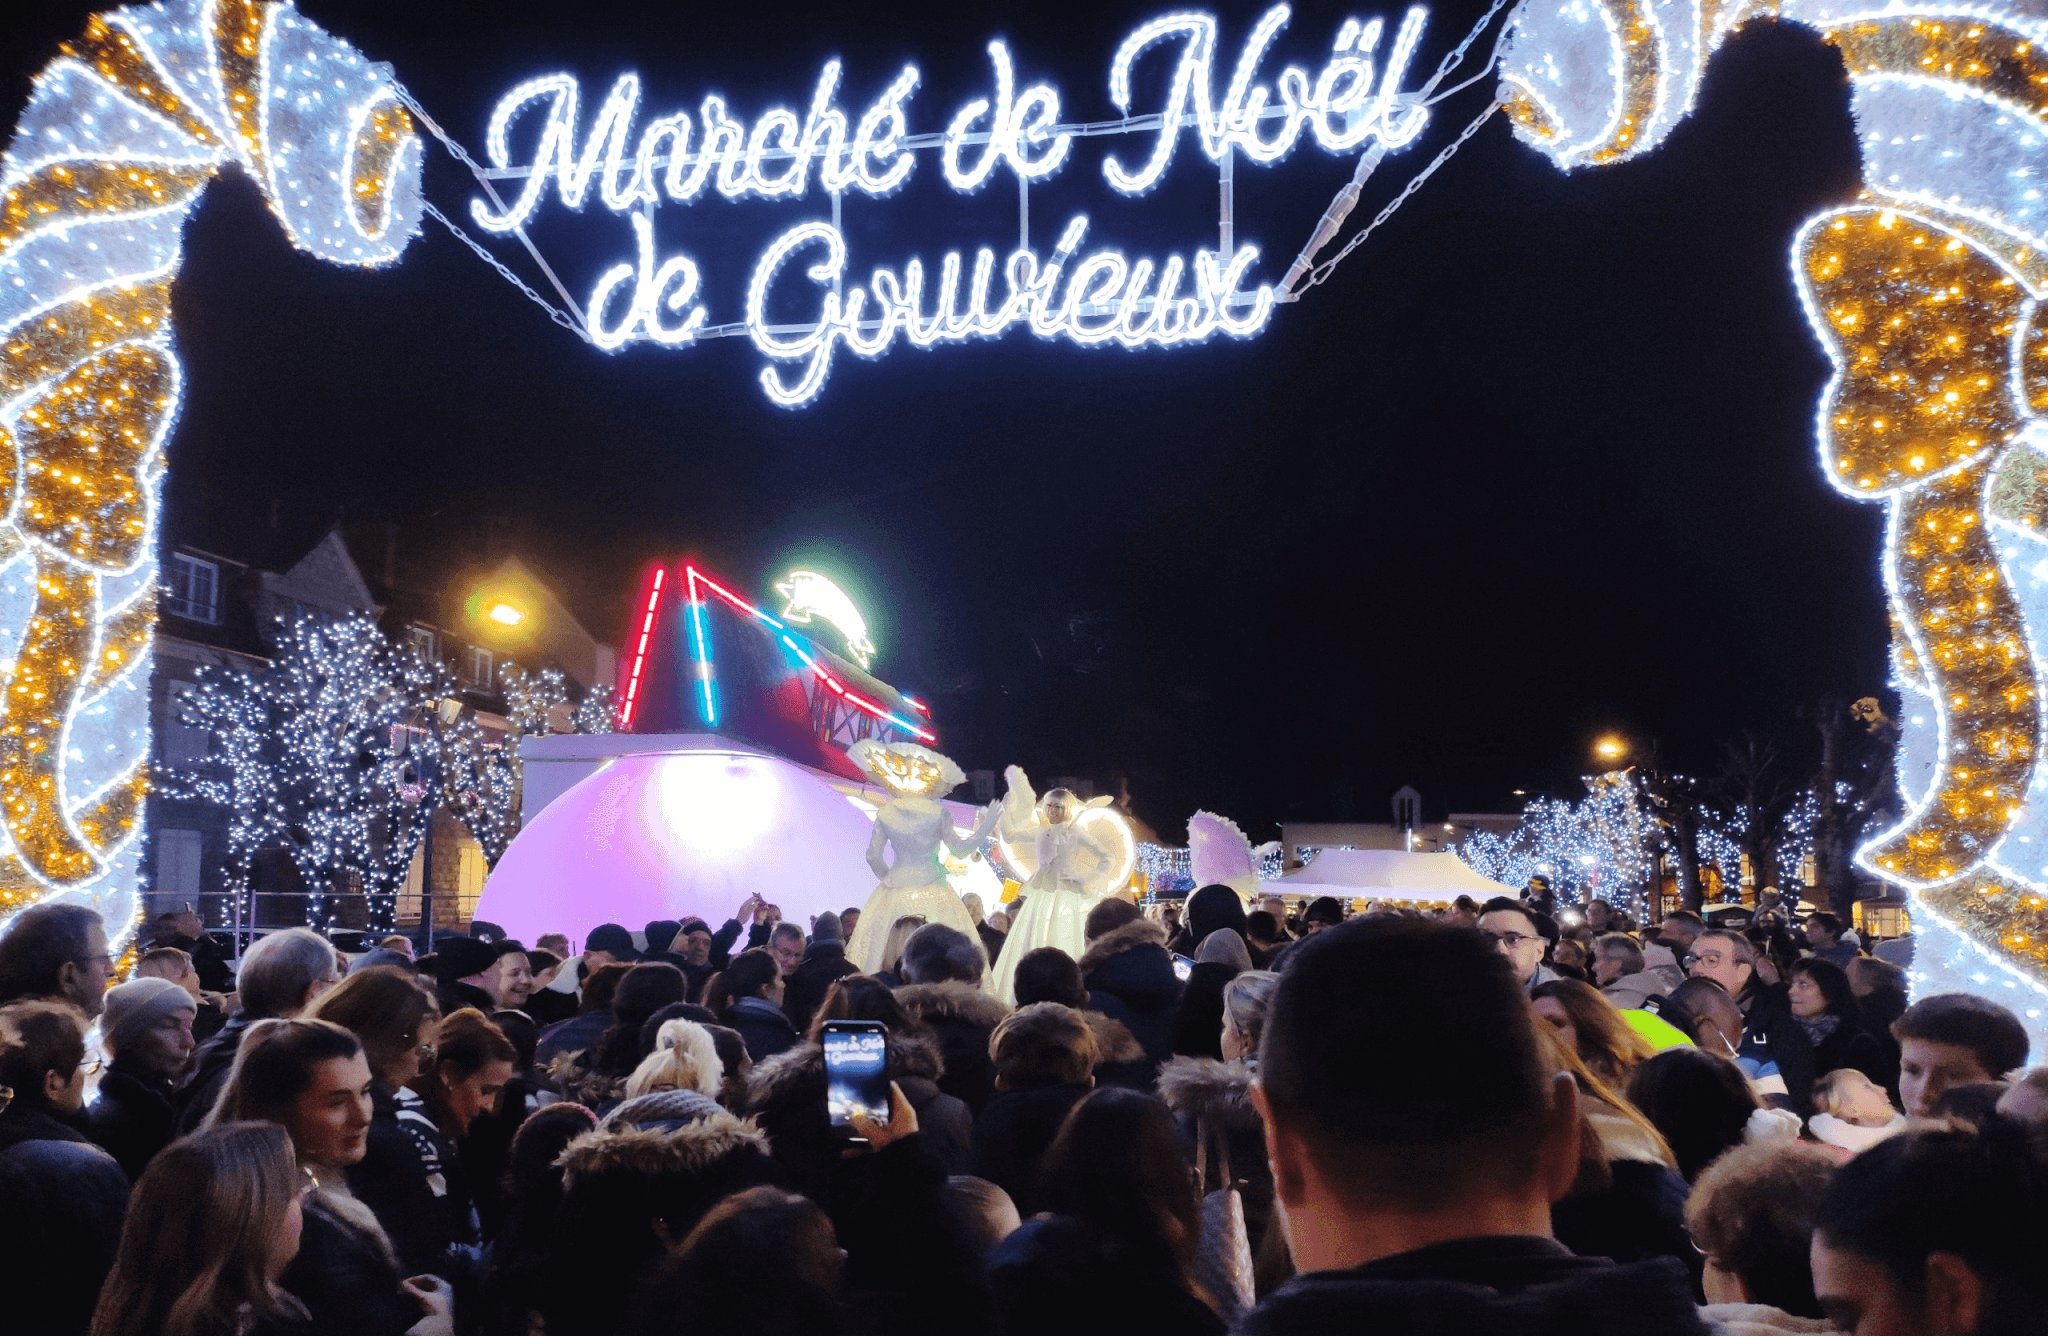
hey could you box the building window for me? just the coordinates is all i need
[163,681,208,764]
[409,626,437,660]
[163,553,220,624]
[155,828,203,906]
[466,646,493,687]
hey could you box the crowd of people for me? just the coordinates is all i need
[0,883,2042,1336]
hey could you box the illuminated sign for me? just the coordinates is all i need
[775,571,877,669]
[470,4,1438,405]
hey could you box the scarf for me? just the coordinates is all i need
[1794,1012,1840,1046]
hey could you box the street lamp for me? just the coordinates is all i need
[1593,735,1629,765]
[484,600,526,627]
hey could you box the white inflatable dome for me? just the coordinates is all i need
[473,745,882,948]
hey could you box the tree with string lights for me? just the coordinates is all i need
[266,613,413,930]
[165,663,286,924]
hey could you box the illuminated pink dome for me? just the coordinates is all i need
[474,745,879,948]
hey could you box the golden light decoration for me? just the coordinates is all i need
[0,0,421,936]
[1498,0,2048,1023]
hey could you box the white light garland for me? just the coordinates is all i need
[0,0,421,946]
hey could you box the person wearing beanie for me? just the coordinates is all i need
[1169,884,1250,956]
[431,935,499,1015]
[585,923,641,970]
[84,977,198,1180]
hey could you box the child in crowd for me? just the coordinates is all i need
[1806,1068,1907,1153]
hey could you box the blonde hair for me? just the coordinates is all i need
[625,1018,723,1099]
[1810,1068,1873,1118]
[878,915,927,975]
[89,1122,305,1336]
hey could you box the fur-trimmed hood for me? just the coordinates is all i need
[1078,918,1167,975]
[895,980,1010,1031]
[1155,1055,1259,1131]
[557,1109,769,1185]
[1082,1009,1145,1067]
[746,1029,947,1111]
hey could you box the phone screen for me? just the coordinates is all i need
[823,1020,891,1137]
[1171,953,1195,981]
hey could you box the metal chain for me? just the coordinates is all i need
[1418,0,1514,98]
[419,200,589,340]
[1297,97,1502,295]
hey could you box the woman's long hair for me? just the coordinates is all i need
[89,1122,305,1336]
[804,974,919,1043]
[410,1008,516,1137]
[306,965,439,1089]
[707,950,781,1019]
[592,963,687,1075]
[1531,978,1658,1089]
[1037,1087,1204,1286]
[205,1018,362,1128]
[1789,957,1861,1025]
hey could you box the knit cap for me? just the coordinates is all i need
[101,976,197,1056]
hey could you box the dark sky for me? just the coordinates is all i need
[5,0,1884,839]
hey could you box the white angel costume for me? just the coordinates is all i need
[843,740,1001,976]
[988,766,1137,1003]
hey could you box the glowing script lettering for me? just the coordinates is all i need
[469,4,1433,403]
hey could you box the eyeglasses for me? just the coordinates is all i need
[1478,931,1537,950]
[77,1058,103,1076]
[1685,952,1746,970]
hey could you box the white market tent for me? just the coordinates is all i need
[1268,849,1516,903]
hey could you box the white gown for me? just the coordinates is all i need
[844,797,998,975]
[989,817,1111,1003]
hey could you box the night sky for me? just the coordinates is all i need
[4,0,1884,838]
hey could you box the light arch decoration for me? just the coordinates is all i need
[1501,0,2048,1036]
[0,0,422,940]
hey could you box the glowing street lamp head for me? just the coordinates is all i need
[486,601,527,627]
[1593,736,1628,763]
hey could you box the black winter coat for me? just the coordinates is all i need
[535,1006,611,1066]
[1808,1016,1892,1088]
[784,941,858,1035]
[894,980,1007,1114]
[280,1194,423,1336]
[0,1105,128,1336]
[174,1011,261,1134]
[748,1030,974,1210]
[85,1062,179,1181]
[729,996,802,1061]
[1077,920,1183,1078]
[987,1215,1224,1336]
[348,1083,450,1278]
[968,1081,1091,1216]
[1237,1236,1710,1336]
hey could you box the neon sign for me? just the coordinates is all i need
[470,4,1437,406]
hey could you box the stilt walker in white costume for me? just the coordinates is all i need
[843,739,1002,976]
[988,765,1136,1003]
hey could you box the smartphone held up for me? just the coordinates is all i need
[823,1019,891,1142]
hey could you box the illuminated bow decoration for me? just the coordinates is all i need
[1798,203,2048,981]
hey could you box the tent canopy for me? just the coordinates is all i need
[1269,850,1516,903]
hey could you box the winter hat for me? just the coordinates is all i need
[1185,884,1249,944]
[432,935,497,985]
[1195,928,1253,973]
[602,1088,723,1131]
[644,920,683,954]
[352,948,416,974]
[1302,896,1345,927]
[586,923,640,961]
[101,977,198,1057]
